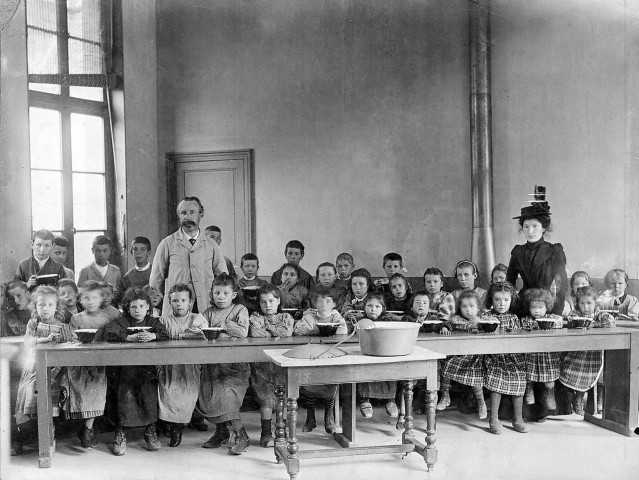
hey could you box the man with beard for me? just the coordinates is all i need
[150,197,228,316]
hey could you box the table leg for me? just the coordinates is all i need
[286,397,300,480]
[275,385,287,462]
[35,352,53,468]
[424,389,438,471]
[402,380,415,444]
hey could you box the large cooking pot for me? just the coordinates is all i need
[357,321,420,356]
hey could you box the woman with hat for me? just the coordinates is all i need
[506,186,568,316]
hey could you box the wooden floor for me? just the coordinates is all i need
[6,405,638,480]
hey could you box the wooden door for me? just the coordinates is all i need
[167,150,255,265]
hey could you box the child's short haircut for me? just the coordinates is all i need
[131,236,152,251]
[204,225,221,233]
[382,252,403,267]
[423,267,444,280]
[604,268,629,288]
[575,286,598,302]
[285,240,305,255]
[490,263,508,278]
[30,285,60,312]
[92,235,112,248]
[388,272,408,286]
[313,285,338,304]
[240,253,259,267]
[121,287,151,314]
[523,288,554,312]
[6,280,29,295]
[282,263,300,277]
[484,281,516,309]
[57,278,79,293]
[98,281,114,293]
[257,283,281,301]
[82,280,104,294]
[336,253,354,264]
[316,262,337,278]
[365,291,386,310]
[410,290,430,306]
[349,268,373,294]
[168,283,193,300]
[53,236,69,247]
[32,229,55,243]
[210,273,238,304]
[570,271,592,288]
[455,290,481,315]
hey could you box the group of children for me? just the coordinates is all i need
[2,230,636,456]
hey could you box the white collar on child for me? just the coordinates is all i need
[243,276,256,281]
[93,262,109,277]
[134,262,151,272]
[36,257,48,269]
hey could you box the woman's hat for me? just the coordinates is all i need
[513,185,551,220]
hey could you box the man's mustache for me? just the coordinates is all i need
[181,219,197,227]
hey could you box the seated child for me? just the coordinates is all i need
[15,229,66,288]
[341,268,374,329]
[249,284,295,446]
[294,286,347,433]
[563,271,591,315]
[1,280,32,337]
[77,235,122,303]
[373,252,404,294]
[58,278,81,323]
[520,288,563,418]
[310,262,347,311]
[277,263,310,318]
[158,284,207,447]
[237,253,267,315]
[99,282,120,320]
[335,252,355,290]
[357,292,398,418]
[104,287,169,455]
[561,286,615,415]
[120,236,153,292]
[452,260,487,306]
[51,236,74,280]
[198,274,251,455]
[67,281,112,448]
[490,263,508,284]
[144,286,164,317]
[384,273,413,320]
[483,282,527,434]
[204,225,237,278]
[270,240,314,291]
[423,267,455,321]
[598,268,639,319]
[438,290,487,419]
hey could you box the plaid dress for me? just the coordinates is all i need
[483,313,527,395]
[440,314,485,387]
[522,314,562,382]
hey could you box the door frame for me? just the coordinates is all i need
[166,149,256,254]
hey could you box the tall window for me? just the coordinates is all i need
[26,0,116,274]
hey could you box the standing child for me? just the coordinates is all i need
[560,286,615,415]
[423,267,455,321]
[598,268,639,319]
[312,262,348,311]
[204,225,237,278]
[51,236,75,281]
[483,282,528,434]
[1,280,32,337]
[490,264,508,284]
[270,240,314,291]
[77,235,122,303]
[563,271,591,315]
[157,284,207,447]
[373,252,404,294]
[237,253,267,315]
[58,279,81,323]
[249,284,295,446]
[335,252,355,290]
[293,286,348,432]
[384,273,413,320]
[15,229,66,288]
[105,288,169,455]
[198,274,251,455]
[439,291,488,419]
[67,281,111,448]
[120,236,153,292]
[277,263,310,318]
[452,260,487,306]
[341,268,374,329]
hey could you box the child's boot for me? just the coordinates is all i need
[324,398,336,434]
[111,428,126,456]
[524,381,535,405]
[144,423,161,451]
[169,422,184,448]
[542,382,557,411]
[77,425,98,449]
[472,386,487,419]
[572,391,585,416]
[302,408,317,432]
[511,396,529,433]
[360,399,373,418]
[202,422,230,448]
[436,387,451,411]
[260,419,274,447]
[229,427,250,455]
[385,401,398,417]
[488,392,503,435]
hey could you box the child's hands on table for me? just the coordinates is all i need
[137,331,156,342]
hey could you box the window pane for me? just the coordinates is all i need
[29,107,61,169]
[71,114,105,172]
[73,173,106,230]
[70,86,103,101]
[29,83,61,95]
[27,29,59,75]
[31,170,63,231]
[27,0,58,31]
[73,230,104,275]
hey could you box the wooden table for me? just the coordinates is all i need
[265,346,445,480]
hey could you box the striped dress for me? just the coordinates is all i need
[483,313,527,396]
[522,314,563,382]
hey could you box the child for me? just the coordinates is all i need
[198,274,251,455]
[1,280,32,337]
[438,291,487,419]
[77,235,122,303]
[51,236,74,280]
[423,267,455,321]
[520,289,563,416]
[560,286,615,415]
[204,225,237,278]
[357,292,398,418]
[144,286,164,317]
[341,268,374,328]
[120,236,153,292]
[104,287,169,455]
[158,284,207,447]
[14,287,70,454]
[67,281,112,448]
[270,240,314,291]
[384,273,413,320]
[490,263,508,284]
[563,271,591,315]
[483,282,528,434]
[249,284,294,446]
[237,253,267,315]
[373,252,404,294]
[335,252,354,290]
[15,229,66,288]
[311,262,347,311]
[99,282,120,320]
[58,278,81,323]
[452,260,487,305]
[278,263,310,317]
[293,286,347,432]
[598,268,639,319]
